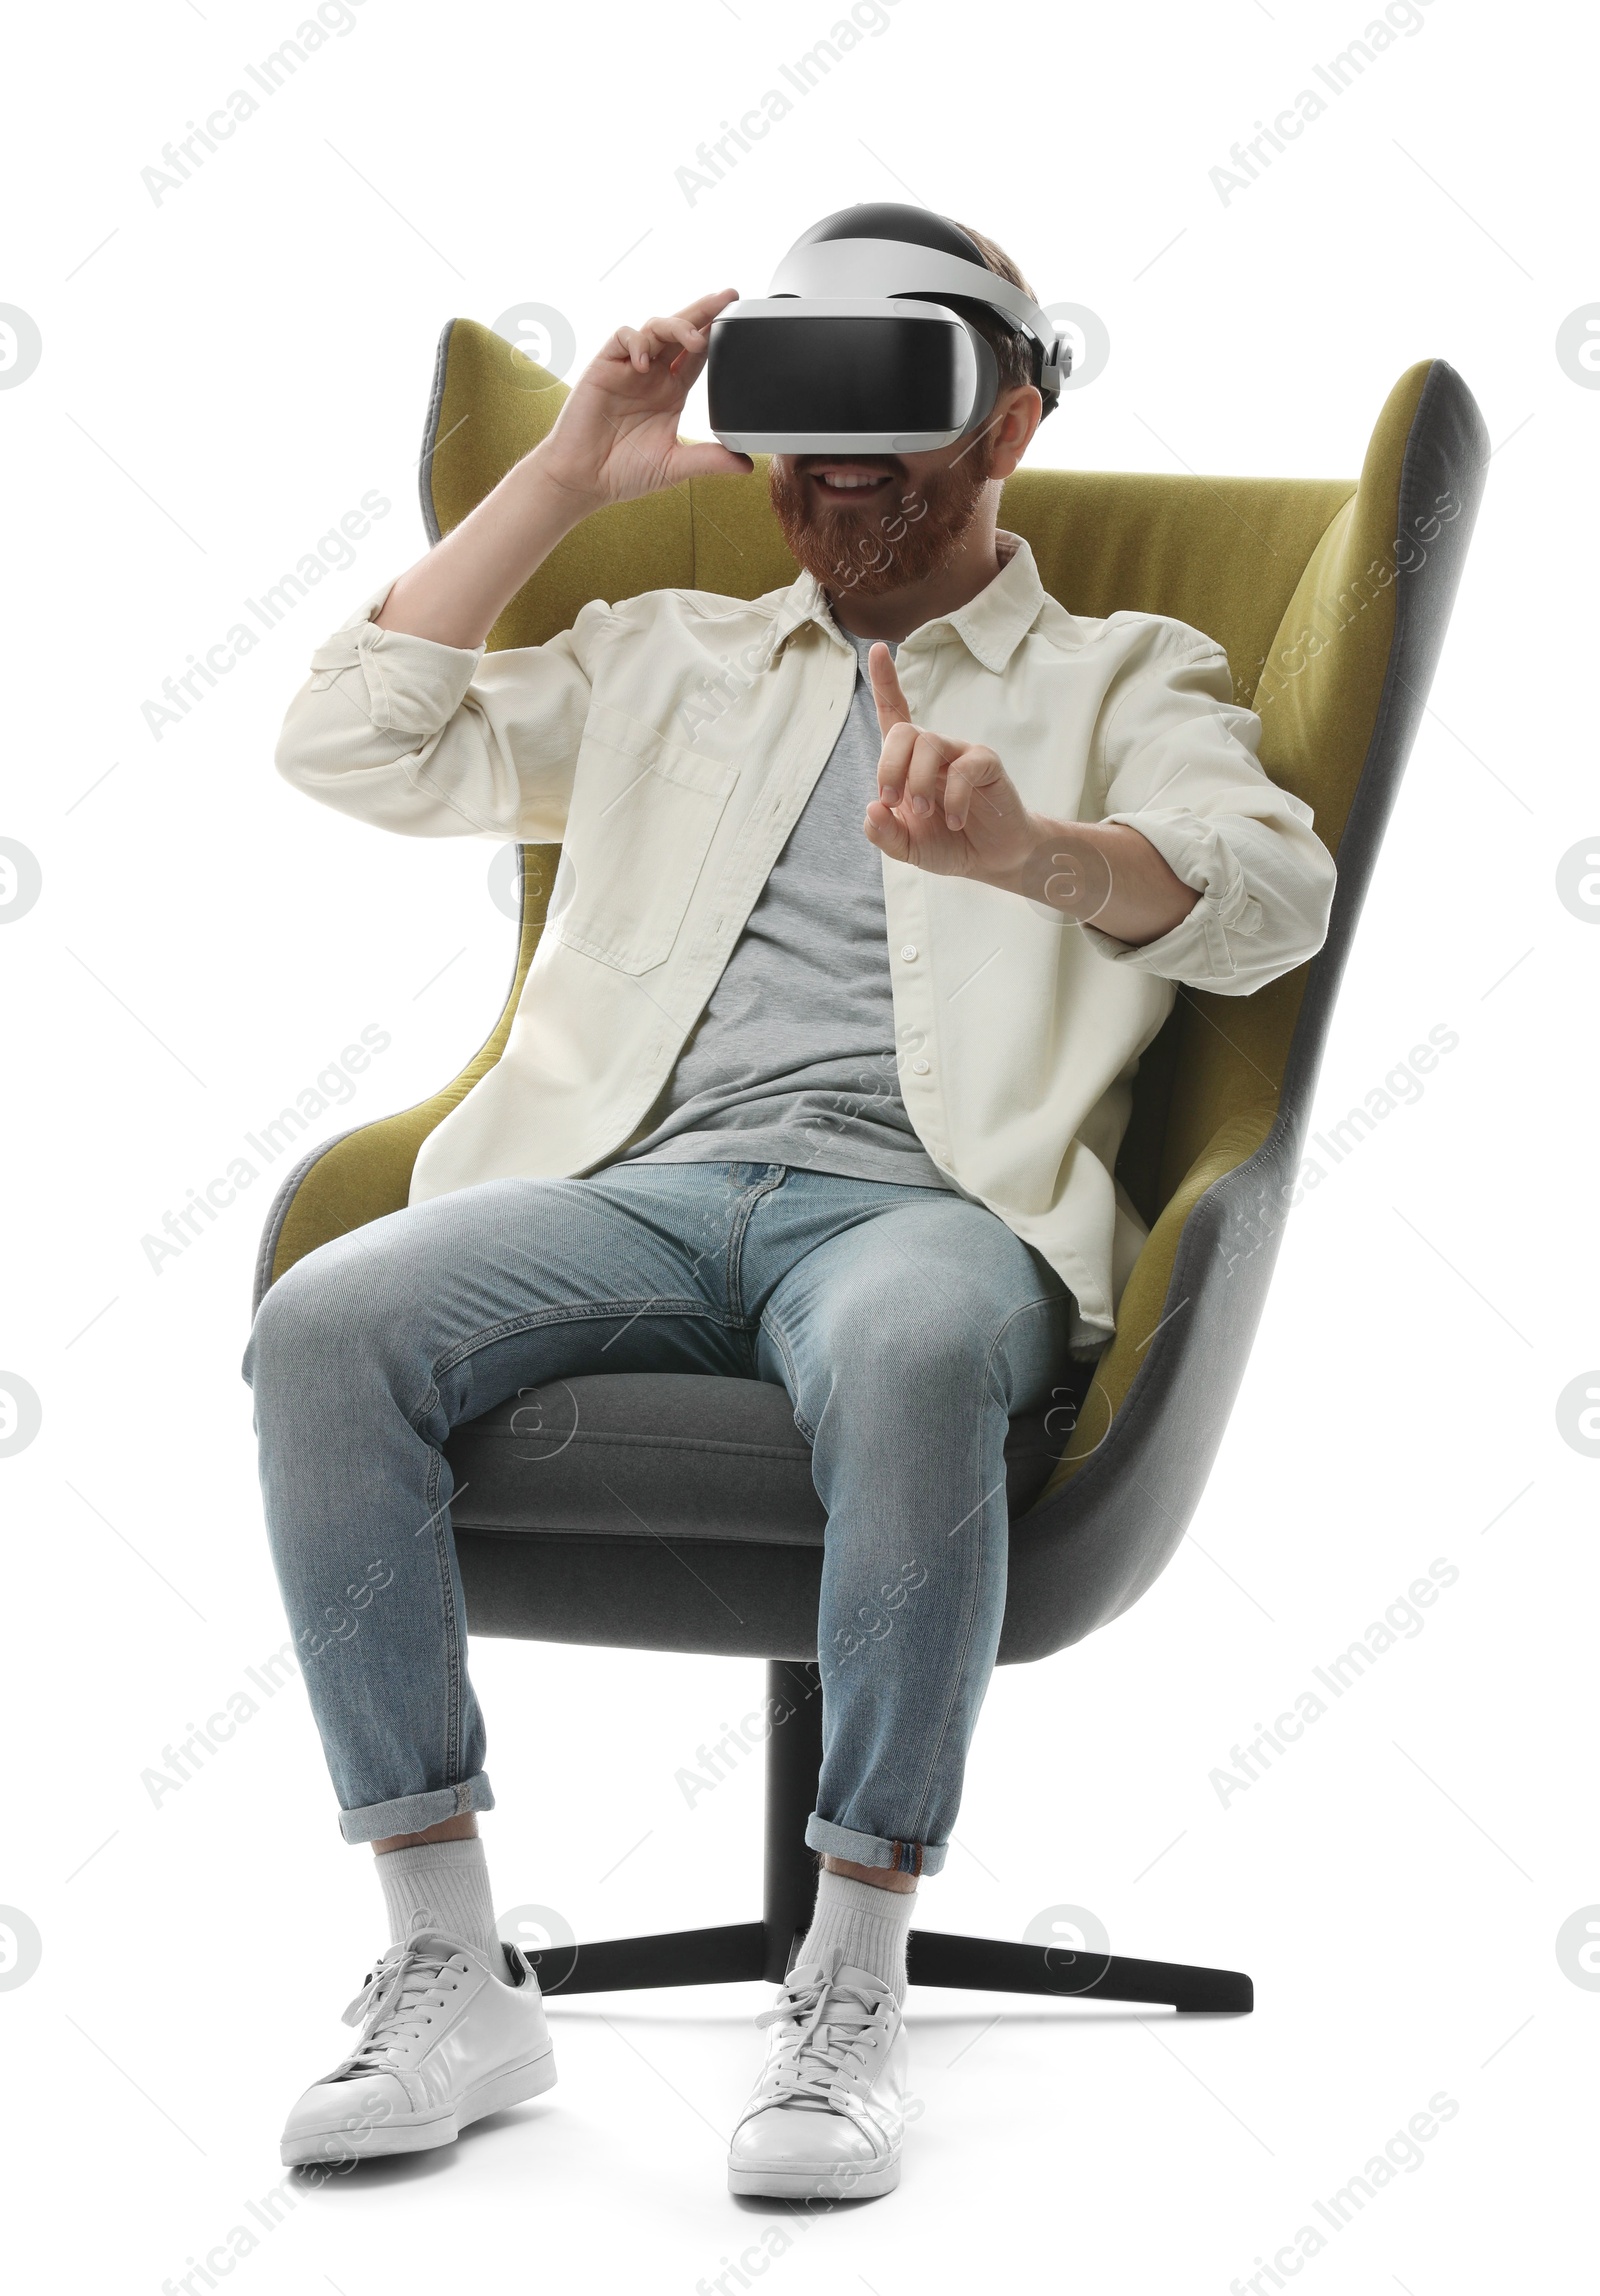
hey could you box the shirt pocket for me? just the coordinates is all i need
[555,702,739,975]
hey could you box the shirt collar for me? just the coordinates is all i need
[765,528,1045,675]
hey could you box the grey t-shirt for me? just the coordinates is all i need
[615,632,954,1190]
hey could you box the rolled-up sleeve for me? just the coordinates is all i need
[1076,630,1337,996]
[273,577,613,842]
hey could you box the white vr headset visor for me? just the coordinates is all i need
[707,234,1068,456]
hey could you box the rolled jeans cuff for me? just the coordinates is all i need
[338,1773,495,1846]
[805,1812,947,1878]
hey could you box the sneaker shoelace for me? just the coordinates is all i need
[753,1952,893,2112]
[332,1921,470,2081]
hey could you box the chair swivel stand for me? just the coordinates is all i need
[518,1661,1253,2014]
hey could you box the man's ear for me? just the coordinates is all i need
[987,385,1043,481]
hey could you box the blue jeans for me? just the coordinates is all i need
[241,1162,1072,1875]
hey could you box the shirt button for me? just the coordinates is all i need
[910,1057,931,1076]
[899,943,918,961]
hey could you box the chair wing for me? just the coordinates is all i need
[1054,356,1476,1475]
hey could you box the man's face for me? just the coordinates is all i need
[767,429,1003,601]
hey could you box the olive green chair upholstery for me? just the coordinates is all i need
[253,323,1485,2008]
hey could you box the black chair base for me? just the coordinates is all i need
[518,1664,1252,2016]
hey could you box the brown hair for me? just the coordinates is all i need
[944,220,1043,407]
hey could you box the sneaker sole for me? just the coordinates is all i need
[280,2046,557,2166]
[727,2151,901,2201]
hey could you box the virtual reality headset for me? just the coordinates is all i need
[707,203,1068,456]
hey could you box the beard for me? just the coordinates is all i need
[767,435,997,602]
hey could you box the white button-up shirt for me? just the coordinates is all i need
[276,530,1335,1354]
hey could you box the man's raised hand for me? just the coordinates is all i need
[536,289,756,514]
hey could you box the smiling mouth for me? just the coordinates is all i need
[805,465,897,498]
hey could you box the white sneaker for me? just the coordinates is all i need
[727,1946,907,2199]
[280,1919,556,2166]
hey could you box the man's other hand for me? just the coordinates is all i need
[863,643,1043,881]
[861,643,1200,947]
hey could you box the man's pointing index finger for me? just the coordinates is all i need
[867,641,913,734]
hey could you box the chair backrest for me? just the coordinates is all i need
[259,323,1485,1528]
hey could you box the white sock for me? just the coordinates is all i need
[798,1868,917,1999]
[375,1837,499,1960]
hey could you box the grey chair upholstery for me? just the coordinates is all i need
[446,1370,1080,1659]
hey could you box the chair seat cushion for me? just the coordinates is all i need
[445,1373,1067,1546]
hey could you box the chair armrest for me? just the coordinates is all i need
[999,1099,1300,1662]
[251,844,559,1313]
[1044,1095,1280,1495]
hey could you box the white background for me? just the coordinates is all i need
[1,0,1593,2287]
